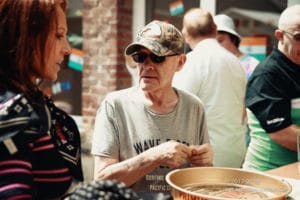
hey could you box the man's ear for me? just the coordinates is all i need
[176,54,186,71]
[275,29,284,41]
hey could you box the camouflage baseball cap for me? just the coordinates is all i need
[125,20,185,57]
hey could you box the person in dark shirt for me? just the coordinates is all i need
[0,0,83,199]
[243,4,300,171]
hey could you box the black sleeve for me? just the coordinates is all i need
[246,72,292,133]
[0,94,42,199]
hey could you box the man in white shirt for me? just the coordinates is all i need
[173,8,247,167]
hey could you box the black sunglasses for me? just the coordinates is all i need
[281,30,300,42]
[131,52,179,64]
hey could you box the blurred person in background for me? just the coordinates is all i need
[214,14,260,147]
[173,8,247,168]
[0,0,83,199]
[92,20,213,195]
[214,14,259,80]
[243,4,300,171]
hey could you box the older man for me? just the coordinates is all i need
[91,20,212,194]
[243,5,300,171]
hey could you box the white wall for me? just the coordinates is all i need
[288,0,300,6]
[200,0,217,15]
[132,0,146,41]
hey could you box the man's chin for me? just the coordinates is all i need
[139,83,154,92]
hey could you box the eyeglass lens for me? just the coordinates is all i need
[283,30,300,42]
[293,33,300,41]
[131,52,165,63]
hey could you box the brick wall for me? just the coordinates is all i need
[82,0,133,150]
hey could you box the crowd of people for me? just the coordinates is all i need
[0,0,299,199]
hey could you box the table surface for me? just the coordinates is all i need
[266,162,300,180]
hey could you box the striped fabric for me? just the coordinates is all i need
[0,91,82,199]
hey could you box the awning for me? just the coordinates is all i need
[222,7,280,27]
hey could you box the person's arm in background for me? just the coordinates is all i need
[269,124,300,151]
[247,72,298,152]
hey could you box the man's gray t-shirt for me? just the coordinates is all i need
[92,86,209,193]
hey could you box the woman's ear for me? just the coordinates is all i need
[176,54,186,71]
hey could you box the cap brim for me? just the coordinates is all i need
[125,43,146,55]
[125,38,165,56]
[125,43,162,56]
[217,26,241,40]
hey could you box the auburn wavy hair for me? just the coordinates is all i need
[0,0,67,105]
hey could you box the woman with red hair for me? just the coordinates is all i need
[0,0,83,199]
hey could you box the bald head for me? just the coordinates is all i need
[183,8,216,38]
[278,4,300,30]
[276,4,300,65]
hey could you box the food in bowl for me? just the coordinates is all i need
[166,167,291,200]
[184,183,272,199]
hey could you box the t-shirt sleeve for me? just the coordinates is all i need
[246,72,291,133]
[198,104,210,144]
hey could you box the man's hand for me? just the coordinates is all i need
[188,143,213,167]
[147,140,191,169]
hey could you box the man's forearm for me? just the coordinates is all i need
[95,153,160,186]
[269,124,300,151]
